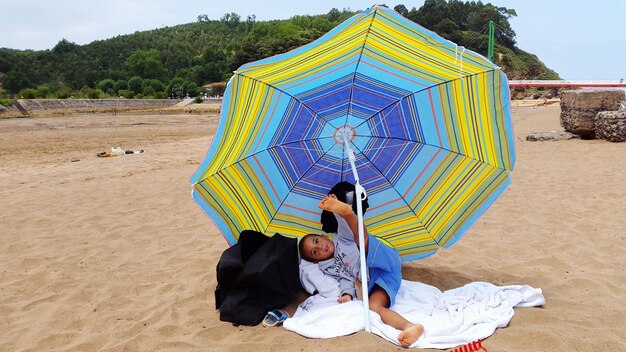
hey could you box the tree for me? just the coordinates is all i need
[328,8,341,22]
[221,12,241,28]
[96,79,115,93]
[19,88,36,99]
[128,76,144,94]
[245,15,256,32]
[0,2,553,96]
[52,39,79,54]
[34,85,51,98]
[194,62,225,85]
[2,71,31,93]
[394,5,409,17]
[126,50,167,81]
[167,77,186,98]
[143,79,165,93]
[57,85,72,99]
[184,81,199,97]
[433,18,459,40]
[114,80,128,94]
[142,85,156,97]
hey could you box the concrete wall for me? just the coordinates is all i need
[16,99,179,112]
[200,97,223,105]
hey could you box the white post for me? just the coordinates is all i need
[342,133,371,333]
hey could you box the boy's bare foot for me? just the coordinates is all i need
[318,194,353,215]
[397,324,424,347]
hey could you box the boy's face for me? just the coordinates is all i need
[302,234,334,262]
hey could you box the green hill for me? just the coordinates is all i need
[0,1,559,100]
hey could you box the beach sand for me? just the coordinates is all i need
[1,105,624,351]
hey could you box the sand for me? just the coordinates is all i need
[1,105,624,351]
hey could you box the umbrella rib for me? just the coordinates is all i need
[233,72,337,128]
[354,69,499,130]
[344,6,379,128]
[358,135,510,173]
[352,135,509,246]
[350,70,512,172]
[348,138,431,234]
[259,142,337,235]
[203,136,338,178]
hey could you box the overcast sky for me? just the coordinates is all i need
[1,1,624,80]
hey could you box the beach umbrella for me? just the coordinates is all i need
[190,5,514,330]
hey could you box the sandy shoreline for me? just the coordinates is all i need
[1,105,624,351]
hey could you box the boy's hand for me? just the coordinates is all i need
[337,294,352,303]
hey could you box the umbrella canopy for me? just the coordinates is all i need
[191,5,515,262]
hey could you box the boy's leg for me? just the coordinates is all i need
[369,286,423,347]
[319,195,369,251]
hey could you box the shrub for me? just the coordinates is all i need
[96,79,115,93]
[57,89,72,99]
[128,76,144,94]
[19,88,36,99]
[0,99,14,107]
[34,85,51,98]
[119,89,134,99]
[114,80,128,94]
[143,79,165,93]
[55,85,72,99]
[142,85,156,97]
[79,87,104,99]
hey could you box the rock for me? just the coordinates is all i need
[595,111,626,142]
[560,90,625,138]
[526,131,580,141]
[560,110,598,137]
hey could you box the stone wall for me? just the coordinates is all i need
[16,99,179,112]
[0,104,20,117]
[200,97,223,105]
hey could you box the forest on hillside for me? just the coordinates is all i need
[0,0,559,101]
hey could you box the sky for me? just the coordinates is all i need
[1,0,625,81]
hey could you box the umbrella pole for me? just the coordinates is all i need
[343,136,371,333]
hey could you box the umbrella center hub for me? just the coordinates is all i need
[333,125,356,145]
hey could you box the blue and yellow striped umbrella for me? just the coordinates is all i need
[190,5,514,262]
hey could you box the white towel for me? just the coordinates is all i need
[283,280,544,349]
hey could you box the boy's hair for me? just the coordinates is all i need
[298,234,318,262]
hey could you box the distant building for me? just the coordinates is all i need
[202,82,227,97]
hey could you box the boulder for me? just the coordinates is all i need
[526,131,580,142]
[595,111,626,142]
[560,90,625,138]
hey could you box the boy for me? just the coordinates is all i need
[299,194,424,346]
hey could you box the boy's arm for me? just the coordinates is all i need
[338,293,352,303]
[335,212,369,253]
[321,195,369,252]
[337,276,356,300]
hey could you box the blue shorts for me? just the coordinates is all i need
[366,235,401,307]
